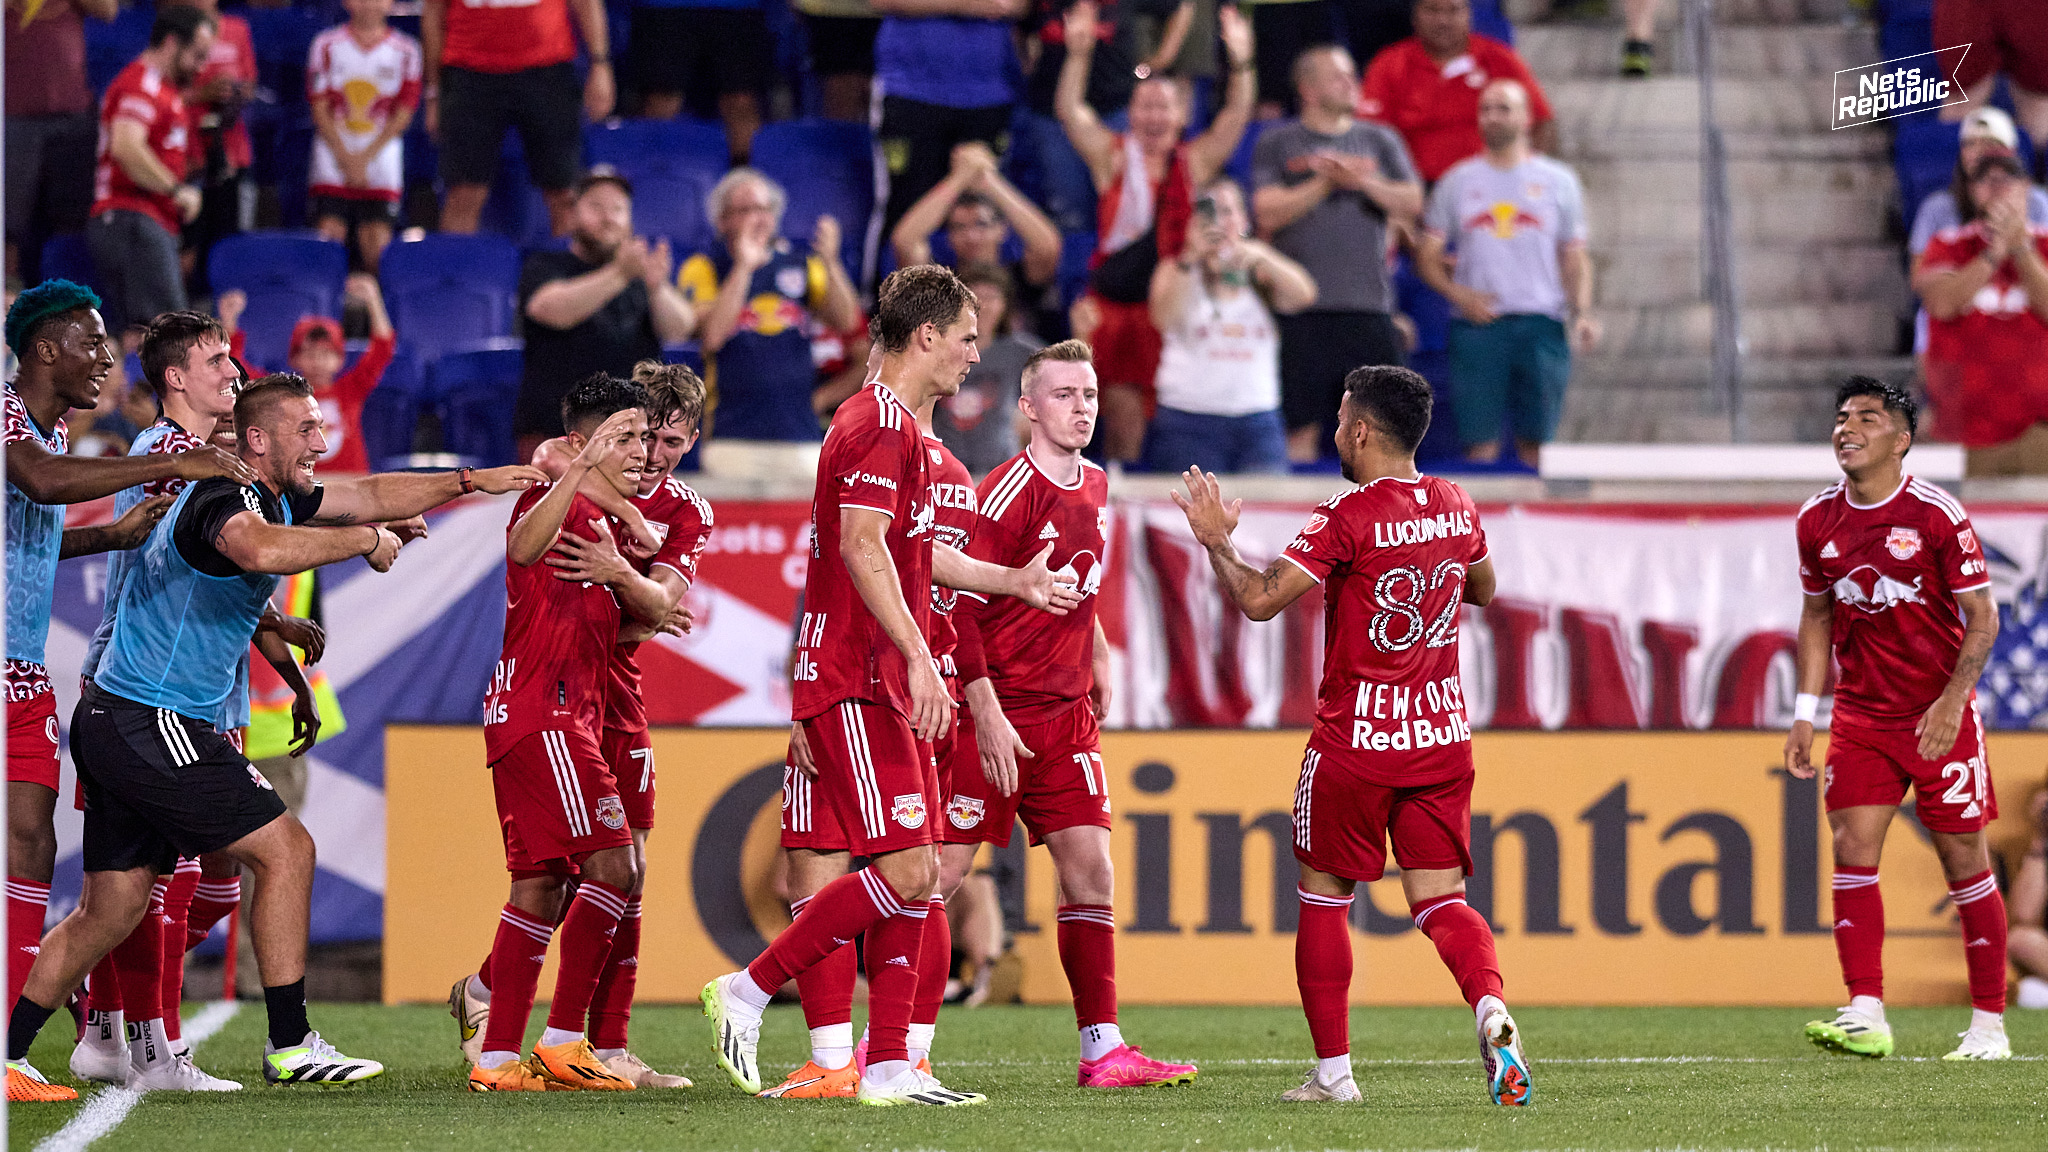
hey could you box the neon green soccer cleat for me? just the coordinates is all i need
[1804,1008,1893,1058]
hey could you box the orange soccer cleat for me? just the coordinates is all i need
[7,1060,79,1102]
[531,1039,636,1090]
[758,1059,860,1099]
[468,1058,566,1092]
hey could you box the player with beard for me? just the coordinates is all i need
[1175,364,1530,1106]
[1787,378,2013,1062]
[2,283,256,1102]
[7,373,542,1096]
[451,363,707,1089]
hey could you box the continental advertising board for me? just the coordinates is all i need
[386,727,2046,1007]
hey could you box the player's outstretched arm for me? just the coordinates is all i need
[58,493,173,559]
[529,436,662,557]
[1916,585,1999,760]
[312,463,545,528]
[546,518,675,624]
[933,540,1081,615]
[215,512,400,575]
[254,627,321,757]
[1784,591,1834,779]
[507,411,640,566]
[841,506,954,742]
[7,439,255,506]
[1171,466,1316,621]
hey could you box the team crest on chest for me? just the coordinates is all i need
[947,795,984,829]
[1885,527,1922,560]
[892,793,928,829]
[775,265,807,299]
[596,795,627,830]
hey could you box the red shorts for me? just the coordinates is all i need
[1087,294,1162,411]
[1938,0,2048,92]
[1825,703,1998,833]
[943,698,1110,847]
[802,700,938,856]
[781,755,848,852]
[1292,737,1473,883]
[490,728,632,873]
[601,726,656,830]
[7,690,60,791]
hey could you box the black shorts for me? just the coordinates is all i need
[1251,0,1338,113]
[71,684,288,875]
[629,7,770,107]
[311,195,401,229]
[1278,309,1404,434]
[437,63,584,191]
[804,14,880,77]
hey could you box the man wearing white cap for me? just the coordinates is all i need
[1910,108,2048,259]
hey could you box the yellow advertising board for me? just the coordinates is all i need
[384,726,2046,1007]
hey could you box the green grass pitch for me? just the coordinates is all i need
[10,1002,2047,1150]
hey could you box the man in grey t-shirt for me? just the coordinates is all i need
[1414,79,1598,467]
[1251,44,1423,462]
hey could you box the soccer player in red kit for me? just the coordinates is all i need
[945,339,1197,1089]
[1786,377,2013,1062]
[1176,364,1530,1106]
[469,375,675,1092]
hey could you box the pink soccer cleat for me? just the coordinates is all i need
[1076,1044,1197,1088]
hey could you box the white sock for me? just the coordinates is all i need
[1317,1053,1353,1083]
[726,971,772,1017]
[810,1023,854,1070]
[594,1047,627,1061]
[1850,995,1886,1024]
[470,976,491,1005]
[126,1017,171,1069]
[1475,994,1506,1028]
[865,1058,914,1087]
[1079,1022,1125,1062]
[478,1050,520,1069]
[1971,1007,2004,1033]
[87,1009,124,1048]
[538,1027,583,1047]
[907,1022,936,1066]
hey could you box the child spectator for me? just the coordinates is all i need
[308,0,423,274]
[288,274,395,472]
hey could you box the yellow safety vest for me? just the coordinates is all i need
[245,570,347,761]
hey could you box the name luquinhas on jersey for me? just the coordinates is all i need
[1373,510,1476,549]
[1351,675,1472,752]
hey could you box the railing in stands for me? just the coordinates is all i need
[1685,0,1747,440]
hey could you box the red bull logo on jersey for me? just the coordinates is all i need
[1886,527,1922,560]
[1056,551,1104,598]
[892,793,928,829]
[596,796,626,831]
[1832,566,1925,613]
[1373,510,1475,549]
[947,795,984,830]
[1351,675,1472,752]
[907,497,936,540]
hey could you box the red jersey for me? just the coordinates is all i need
[1357,35,1553,183]
[963,449,1108,725]
[604,474,714,733]
[91,60,190,234]
[484,484,624,761]
[189,14,256,172]
[1281,475,1487,786]
[443,0,577,74]
[791,383,936,722]
[1918,223,2048,447]
[925,433,977,690]
[1796,475,1988,729]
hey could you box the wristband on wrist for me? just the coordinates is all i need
[1793,693,1820,725]
[458,466,475,494]
[589,54,610,65]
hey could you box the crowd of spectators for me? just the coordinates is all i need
[7,0,1603,479]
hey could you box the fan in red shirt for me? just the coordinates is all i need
[468,375,675,1094]
[1356,0,1554,184]
[1912,152,2048,464]
[1786,377,2013,1062]
[1176,363,1531,1106]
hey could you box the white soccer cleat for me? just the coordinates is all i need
[448,974,489,1064]
[700,975,761,1094]
[1804,1006,1894,1058]
[1478,1006,1532,1106]
[1943,1021,2012,1061]
[856,1066,987,1107]
[2017,975,2048,1010]
[1279,1070,1361,1102]
[263,1031,385,1085]
[602,1049,692,1088]
[69,1013,130,1085]
[129,1051,243,1091]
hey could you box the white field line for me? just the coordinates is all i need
[34,1000,242,1152]
[931,1054,2048,1067]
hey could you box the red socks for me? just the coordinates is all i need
[911,894,950,1028]
[544,881,628,1032]
[87,954,122,1015]
[1950,869,2008,1013]
[185,876,242,951]
[747,869,898,994]
[790,894,857,1031]
[159,860,200,1041]
[1056,904,1118,1029]
[1410,894,1504,1007]
[862,902,930,1064]
[110,879,167,1028]
[587,896,641,1050]
[481,904,555,1055]
[6,877,49,1013]
[1296,888,1354,1058]
[1831,867,1885,999]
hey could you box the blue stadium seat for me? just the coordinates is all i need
[1894,115,1958,229]
[1394,252,1451,355]
[432,343,524,466]
[206,232,347,370]
[84,5,154,96]
[39,234,104,298]
[1471,0,1513,45]
[479,134,558,250]
[379,233,524,368]
[751,119,876,278]
[1224,118,1276,194]
[584,118,729,253]
[244,7,328,108]
[1878,0,1935,65]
